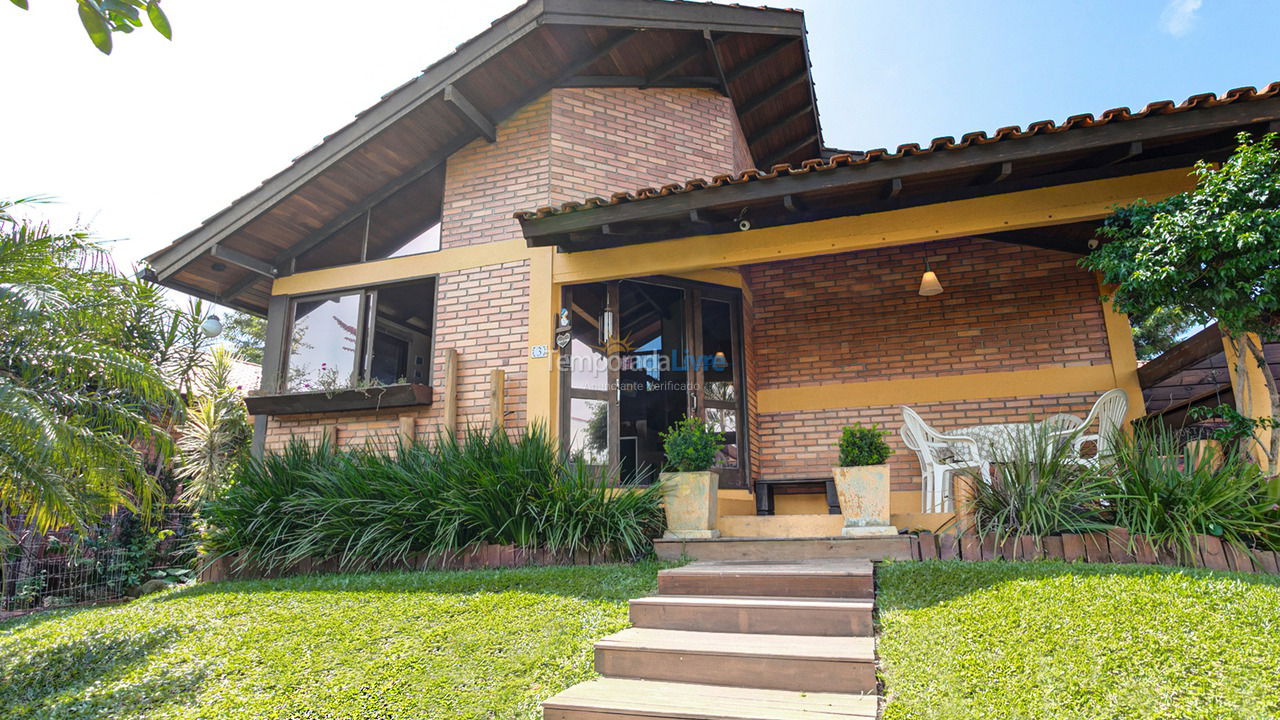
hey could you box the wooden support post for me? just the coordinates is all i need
[489,369,506,429]
[398,415,416,446]
[442,348,458,437]
[319,423,337,452]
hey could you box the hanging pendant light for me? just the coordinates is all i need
[918,258,943,297]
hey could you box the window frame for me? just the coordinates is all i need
[276,274,438,394]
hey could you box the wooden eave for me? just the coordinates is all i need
[145,0,824,316]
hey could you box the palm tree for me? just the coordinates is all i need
[0,198,183,547]
[175,347,251,507]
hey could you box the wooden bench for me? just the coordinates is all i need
[754,477,841,516]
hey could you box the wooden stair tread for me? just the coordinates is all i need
[661,560,872,577]
[596,628,875,661]
[543,678,878,719]
[631,595,873,611]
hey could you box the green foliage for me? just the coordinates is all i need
[877,560,1280,720]
[659,416,724,472]
[8,1,173,55]
[0,198,193,542]
[201,425,666,569]
[1129,305,1196,360]
[1083,133,1280,343]
[220,311,266,364]
[837,423,893,466]
[0,563,665,719]
[174,347,251,508]
[963,422,1111,541]
[1187,403,1280,455]
[1106,426,1279,559]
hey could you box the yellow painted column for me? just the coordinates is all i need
[526,247,557,436]
[1221,332,1276,473]
[1096,278,1145,422]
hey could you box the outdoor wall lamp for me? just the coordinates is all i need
[918,260,943,296]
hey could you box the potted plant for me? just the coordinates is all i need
[658,416,725,539]
[832,423,898,537]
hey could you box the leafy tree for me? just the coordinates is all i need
[1082,132,1280,470]
[8,0,172,55]
[0,198,191,546]
[1130,305,1197,360]
[174,347,251,507]
[222,311,267,364]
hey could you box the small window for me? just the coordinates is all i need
[284,277,436,392]
[292,167,444,273]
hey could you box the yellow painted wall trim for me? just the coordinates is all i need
[552,169,1196,284]
[1096,276,1146,421]
[526,248,556,429]
[271,238,532,296]
[758,364,1118,414]
[669,268,746,289]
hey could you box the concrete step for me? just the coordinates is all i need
[594,628,877,694]
[657,560,873,599]
[654,535,911,563]
[542,678,877,719]
[630,595,874,636]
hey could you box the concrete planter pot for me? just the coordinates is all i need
[659,471,720,539]
[832,464,898,538]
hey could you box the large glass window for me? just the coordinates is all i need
[294,167,444,273]
[284,277,436,392]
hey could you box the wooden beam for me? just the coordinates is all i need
[1138,323,1224,388]
[442,348,458,437]
[781,194,804,213]
[210,245,277,278]
[560,75,719,88]
[759,131,818,168]
[737,69,807,117]
[885,178,903,200]
[724,37,797,84]
[221,272,263,303]
[489,369,506,429]
[443,84,496,143]
[746,102,813,145]
[644,37,707,84]
[703,30,730,98]
[398,415,416,446]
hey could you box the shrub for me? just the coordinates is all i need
[201,424,666,570]
[963,421,1111,541]
[1106,426,1279,559]
[838,423,893,466]
[659,416,724,472]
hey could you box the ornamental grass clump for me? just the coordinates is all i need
[963,421,1111,542]
[1106,425,1279,560]
[201,424,665,570]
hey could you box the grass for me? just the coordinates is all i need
[877,561,1280,720]
[0,562,665,719]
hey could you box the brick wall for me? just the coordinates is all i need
[745,238,1115,489]
[265,87,750,451]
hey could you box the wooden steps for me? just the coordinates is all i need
[542,678,878,719]
[657,560,874,599]
[653,535,911,562]
[630,595,874,636]
[542,560,882,719]
[596,628,876,693]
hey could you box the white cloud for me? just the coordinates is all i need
[1160,0,1203,37]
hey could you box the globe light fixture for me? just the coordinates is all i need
[200,313,224,338]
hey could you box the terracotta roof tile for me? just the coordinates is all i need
[514,82,1280,222]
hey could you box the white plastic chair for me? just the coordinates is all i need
[1052,389,1129,466]
[900,406,993,513]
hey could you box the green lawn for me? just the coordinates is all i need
[0,563,665,719]
[877,560,1280,720]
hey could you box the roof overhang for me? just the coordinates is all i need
[145,0,825,315]
[517,85,1280,254]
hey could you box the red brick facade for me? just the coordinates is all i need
[266,87,751,451]
[743,238,1114,490]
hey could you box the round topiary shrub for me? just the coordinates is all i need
[838,423,893,467]
[660,416,725,472]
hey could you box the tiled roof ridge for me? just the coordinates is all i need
[514,82,1280,221]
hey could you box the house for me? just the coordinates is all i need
[143,0,1280,533]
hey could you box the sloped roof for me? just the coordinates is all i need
[516,82,1280,250]
[144,0,826,316]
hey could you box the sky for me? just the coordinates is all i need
[2,0,1277,282]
